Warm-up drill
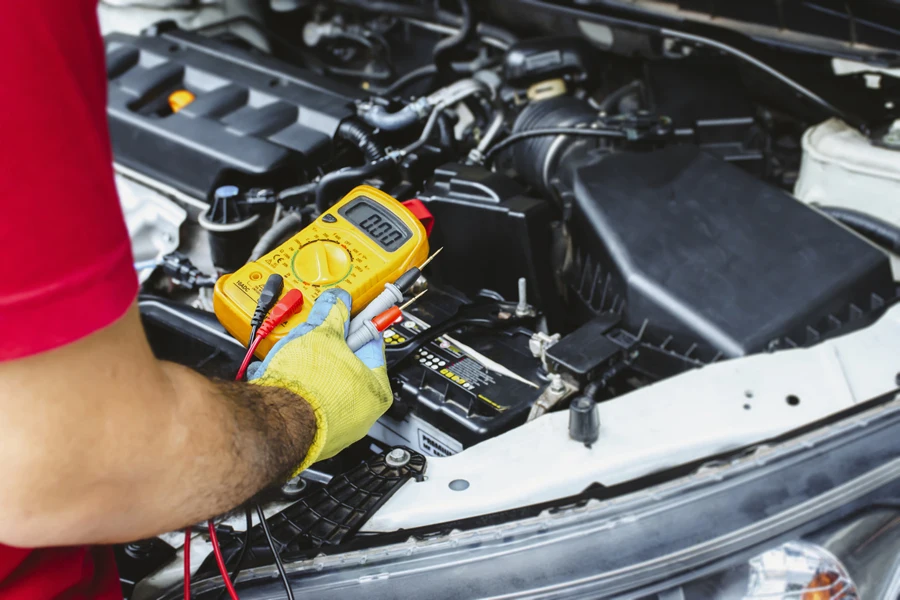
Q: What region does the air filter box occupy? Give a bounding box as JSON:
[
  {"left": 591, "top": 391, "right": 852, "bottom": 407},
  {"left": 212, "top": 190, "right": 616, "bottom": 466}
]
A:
[{"left": 567, "top": 146, "right": 894, "bottom": 362}]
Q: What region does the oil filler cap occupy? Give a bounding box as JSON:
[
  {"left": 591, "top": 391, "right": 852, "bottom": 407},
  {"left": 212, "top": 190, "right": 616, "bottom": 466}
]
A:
[{"left": 168, "top": 89, "right": 195, "bottom": 113}]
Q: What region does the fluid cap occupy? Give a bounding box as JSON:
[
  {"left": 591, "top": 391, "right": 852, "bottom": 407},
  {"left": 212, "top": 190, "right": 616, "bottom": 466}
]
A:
[
  {"left": 199, "top": 185, "right": 260, "bottom": 272},
  {"left": 568, "top": 395, "right": 600, "bottom": 447},
  {"left": 207, "top": 185, "right": 245, "bottom": 224},
  {"left": 168, "top": 89, "right": 195, "bottom": 113}
]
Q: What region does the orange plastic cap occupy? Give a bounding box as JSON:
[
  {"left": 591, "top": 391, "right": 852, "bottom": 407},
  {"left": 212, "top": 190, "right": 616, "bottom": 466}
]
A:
[{"left": 168, "top": 89, "right": 196, "bottom": 113}]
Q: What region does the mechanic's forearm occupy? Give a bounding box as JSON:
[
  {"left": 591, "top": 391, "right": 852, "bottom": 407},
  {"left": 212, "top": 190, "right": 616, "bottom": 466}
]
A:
[
  {"left": 158, "top": 361, "right": 317, "bottom": 526},
  {"left": 0, "top": 305, "right": 316, "bottom": 547}
]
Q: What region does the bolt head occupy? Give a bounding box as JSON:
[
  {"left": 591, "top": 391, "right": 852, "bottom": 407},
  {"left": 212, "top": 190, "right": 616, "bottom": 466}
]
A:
[
  {"left": 280, "top": 475, "right": 308, "bottom": 499},
  {"left": 549, "top": 374, "right": 566, "bottom": 394},
  {"left": 385, "top": 448, "right": 411, "bottom": 468}
]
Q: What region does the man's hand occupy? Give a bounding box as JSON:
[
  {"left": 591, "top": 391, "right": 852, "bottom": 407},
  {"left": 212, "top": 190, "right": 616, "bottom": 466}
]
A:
[{"left": 248, "top": 289, "right": 393, "bottom": 474}]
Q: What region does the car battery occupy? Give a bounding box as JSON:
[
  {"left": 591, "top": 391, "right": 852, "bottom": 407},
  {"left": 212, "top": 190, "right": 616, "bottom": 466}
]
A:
[{"left": 370, "top": 290, "right": 545, "bottom": 457}]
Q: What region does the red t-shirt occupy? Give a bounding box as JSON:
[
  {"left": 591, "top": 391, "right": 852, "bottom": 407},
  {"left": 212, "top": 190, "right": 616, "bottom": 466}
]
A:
[{"left": 0, "top": 0, "right": 137, "bottom": 597}]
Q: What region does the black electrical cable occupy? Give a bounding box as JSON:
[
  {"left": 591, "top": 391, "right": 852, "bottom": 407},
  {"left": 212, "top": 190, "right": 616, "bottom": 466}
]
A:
[
  {"left": 818, "top": 205, "right": 900, "bottom": 254},
  {"left": 276, "top": 183, "right": 318, "bottom": 203},
  {"left": 315, "top": 157, "right": 397, "bottom": 213},
  {"left": 248, "top": 274, "right": 285, "bottom": 343},
  {"left": 377, "top": 64, "right": 438, "bottom": 96},
  {"left": 255, "top": 504, "right": 295, "bottom": 600},
  {"left": 325, "top": 62, "right": 394, "bottom": 81},
  {"left": 214, "top": 506, "right": 253, "bottom": 600},
  {"left": 597, "top": 79, "right": 645, "bottom": 114},
  {"left": 249, "top": 209, "right": 313, "bottom": 262},
  {"left": 483, "top": 127, "right": 627, "bottom": 164},
  {"left": 432, "top": 0, "right": 475, "bottom": 79},
  {"left": 332, "top": 0, "right": 519, "bottom": 47}
]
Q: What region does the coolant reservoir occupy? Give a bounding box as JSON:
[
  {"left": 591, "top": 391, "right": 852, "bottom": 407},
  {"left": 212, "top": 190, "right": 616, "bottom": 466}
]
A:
[{"left": 795, "top": 118, "right": 900, "bottom": 275}]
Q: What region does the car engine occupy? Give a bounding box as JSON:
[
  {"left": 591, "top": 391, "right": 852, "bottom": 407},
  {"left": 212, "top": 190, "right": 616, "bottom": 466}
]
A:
[{"left": 109, "top": 2, "right": 900, "bottom": 461}]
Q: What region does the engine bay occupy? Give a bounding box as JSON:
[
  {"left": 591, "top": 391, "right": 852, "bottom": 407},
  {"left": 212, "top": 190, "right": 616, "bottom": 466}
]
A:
[{"left": 102, "top": 1, "right": 900, "bottom": 595}]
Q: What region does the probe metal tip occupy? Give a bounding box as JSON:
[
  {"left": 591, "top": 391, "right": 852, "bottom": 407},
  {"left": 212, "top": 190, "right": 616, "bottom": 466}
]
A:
[
  {"left": 399, "top": 289, "right": 428, "bottom": 311},
  {"left": 418, "top": 247, "right": 443, "bottom": 270}
]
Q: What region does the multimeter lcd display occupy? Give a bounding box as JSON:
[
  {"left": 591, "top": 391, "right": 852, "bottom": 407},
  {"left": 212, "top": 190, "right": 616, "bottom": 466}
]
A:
[{"left": 339, "top": 197, "right": 412, "bottom": 252}]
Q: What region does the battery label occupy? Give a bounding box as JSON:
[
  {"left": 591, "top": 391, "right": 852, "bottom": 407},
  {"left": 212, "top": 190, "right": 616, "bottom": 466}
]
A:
[{"left": 383, "top": 312, "right": 530, "bottom": 412}]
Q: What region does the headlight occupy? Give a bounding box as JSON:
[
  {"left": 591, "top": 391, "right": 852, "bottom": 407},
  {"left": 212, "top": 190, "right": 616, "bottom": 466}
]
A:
[
  {"left": 744, "top": 542, "right": 857, "bottom": 600},
  {"left": 653, "top": 509, "right": 900, "bottom": 600}
]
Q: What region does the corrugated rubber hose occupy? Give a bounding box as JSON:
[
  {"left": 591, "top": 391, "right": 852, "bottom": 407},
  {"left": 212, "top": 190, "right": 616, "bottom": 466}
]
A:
[{"left": 336, "top": 119, "right": 385, "bottom": 162}]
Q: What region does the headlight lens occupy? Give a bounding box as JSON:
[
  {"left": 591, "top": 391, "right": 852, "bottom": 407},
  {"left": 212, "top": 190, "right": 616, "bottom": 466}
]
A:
[
  {"left": 647, "top": 508, "right": 900, "bottom": 600},
  {"left": 745, "top": 542, "right": 858, "bottom": 600},
  {"left": 652, "top": 541, "right": 860, "bottom": 600}
]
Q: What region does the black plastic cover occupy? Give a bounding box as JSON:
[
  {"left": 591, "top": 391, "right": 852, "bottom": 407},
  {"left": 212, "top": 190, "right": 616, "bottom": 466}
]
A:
[
  {"left": 261, "top": 447, "right": 426, "bottom": 549},
  {"left": 105, "top": 28, "right": 360, "bottom": 199},
  {"left": 545, "top": 314, "right": 627, "bottom": 382},
  {"left": 196, "top": 448, "right": 426, "bottom": 582},
  {"left": 418, "top": 163, "right": 564, "bottom": 324},
  {"left": 567, "top": 146, "right": 894, "bottom": 362},
  {"left": 644, "top": 59, "right": 765, "bottom": 174},
  {"left": 503, "top": 36, "right": 592, "bottom": 87},
  {"left": 140, "top": 296, "right": 246, "bottom": 379}
]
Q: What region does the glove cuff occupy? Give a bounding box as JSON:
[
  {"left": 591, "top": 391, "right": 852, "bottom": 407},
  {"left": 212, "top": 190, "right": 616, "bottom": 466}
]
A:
[{"left": 290, "top": 392, "right": 327, "bottom": 477}]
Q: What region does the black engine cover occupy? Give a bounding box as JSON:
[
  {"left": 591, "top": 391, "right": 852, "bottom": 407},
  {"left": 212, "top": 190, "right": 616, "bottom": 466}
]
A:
[
  {"left": 105, "top": 28, "right": 359, "bottom": 199},
  {"left": 567, "top": 146, "right": 894, "bottom": 362}
]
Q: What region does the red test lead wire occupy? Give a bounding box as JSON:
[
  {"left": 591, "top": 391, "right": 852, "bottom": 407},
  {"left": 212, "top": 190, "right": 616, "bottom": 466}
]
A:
[
  {"left": 184, "top": 528, "right": 192, "bottom": 600},
  {"left": 235, "top": 289, "right": 304, "bottom": 380},
  {"left": 235, "top": 336, "right": 264, "bottom": 381},
  {"left": 208, "top": 521, "right": 240, "bottom": 600}
]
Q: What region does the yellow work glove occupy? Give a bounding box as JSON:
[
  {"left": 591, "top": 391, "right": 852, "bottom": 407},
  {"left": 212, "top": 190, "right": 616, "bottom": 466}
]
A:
[{"left": 246, "top": 289, "right": 392, "bottom": 475}]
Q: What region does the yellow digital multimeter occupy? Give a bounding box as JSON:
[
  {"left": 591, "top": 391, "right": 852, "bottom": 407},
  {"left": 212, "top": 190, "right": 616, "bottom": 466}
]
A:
[{"left": 214, "top": 185, "right": 429, "bottom": 356}]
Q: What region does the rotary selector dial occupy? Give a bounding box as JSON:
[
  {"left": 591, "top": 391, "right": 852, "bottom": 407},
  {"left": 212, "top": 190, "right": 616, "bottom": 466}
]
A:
[{"left": 292, "top": 240, "right": 352, "bottom": 286}]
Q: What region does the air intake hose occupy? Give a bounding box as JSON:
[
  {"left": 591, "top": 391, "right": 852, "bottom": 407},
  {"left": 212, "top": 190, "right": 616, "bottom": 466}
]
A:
[{"left": 510, "top": 96, "right": 598, "bottom": 194}]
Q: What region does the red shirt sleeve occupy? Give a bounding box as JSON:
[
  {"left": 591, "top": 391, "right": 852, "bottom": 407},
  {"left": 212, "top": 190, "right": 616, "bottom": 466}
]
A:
[{"left": 0, "top": 0, "right": 138, "bottom": 361}]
